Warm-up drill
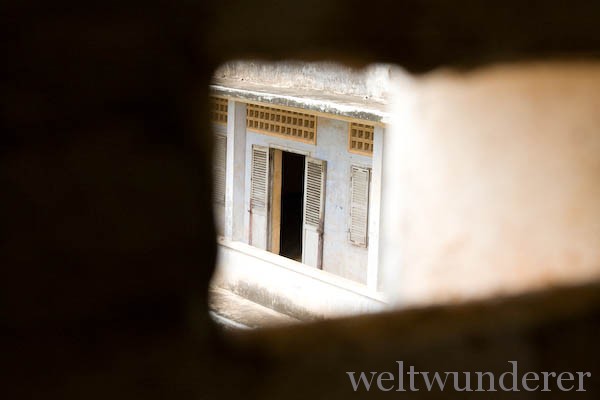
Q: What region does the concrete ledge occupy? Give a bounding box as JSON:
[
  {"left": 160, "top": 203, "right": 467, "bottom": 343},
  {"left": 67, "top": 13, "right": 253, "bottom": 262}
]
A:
[
  {"left": 209, "top": 287, "right": 299, "bottom": 329},
  {"left": 211, "top": 61, "right": 393, "bottom": 124},
  {"left": 210, "top": 84, "right": 389, "bottom": 125},
  {"left": 212, "top": 238, "right": 387, "bottom": 320}
]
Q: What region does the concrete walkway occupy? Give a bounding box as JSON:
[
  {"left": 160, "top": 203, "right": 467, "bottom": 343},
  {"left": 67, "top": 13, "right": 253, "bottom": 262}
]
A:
[{"left": 209, "top": 287, "right": 299, "bottom": 329}]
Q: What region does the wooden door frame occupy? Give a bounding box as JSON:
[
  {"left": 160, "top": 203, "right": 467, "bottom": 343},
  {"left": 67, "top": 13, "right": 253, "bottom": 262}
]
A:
[
  {"left": 268, "top": 147, "right": 308, "bottom": 257},
  {"left": 269, "top": 148, "right": 282, "bottom": 254}
]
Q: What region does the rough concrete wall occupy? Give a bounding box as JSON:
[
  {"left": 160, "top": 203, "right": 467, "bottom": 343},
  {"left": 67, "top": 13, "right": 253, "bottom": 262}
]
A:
[
  {"left": 215, "top": 61, "right": 393, "bottom": 101},
  {"left": 5, "top": 1, "right": 600, "bottom": 399},
  {"left": 209, "top": 0, "right": 600, "bottom": 72},
  {"left": 243, "top": 116, "right": 372, "bottom": 283},
  {"left": 231, "top": 281, "right": 600, "bottom": 400},
  {"left": 381, "top": 62, "right": 600, "bottom": 306}
]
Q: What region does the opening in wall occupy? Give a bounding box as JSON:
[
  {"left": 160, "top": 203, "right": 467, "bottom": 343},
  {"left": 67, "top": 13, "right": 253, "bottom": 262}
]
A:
[
  {"left": 270, "top": 150, "right": 305, "bottom": 262},
  {"left": 209, "top": 60, "right": 390, "bottom": 329}
]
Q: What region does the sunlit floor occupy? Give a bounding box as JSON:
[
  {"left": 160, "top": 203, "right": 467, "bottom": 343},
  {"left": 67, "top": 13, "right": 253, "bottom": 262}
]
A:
[{"left": 209, "top": 287, "right": 299, "bottom": 329}]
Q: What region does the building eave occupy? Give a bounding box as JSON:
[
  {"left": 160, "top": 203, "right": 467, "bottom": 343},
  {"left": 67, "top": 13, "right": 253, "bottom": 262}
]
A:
[{"left": 210, "top": 84, "right": 389, "bottom": 126}]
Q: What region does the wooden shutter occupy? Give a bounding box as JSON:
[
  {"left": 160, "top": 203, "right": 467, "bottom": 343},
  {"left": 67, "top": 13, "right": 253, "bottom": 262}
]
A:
[
  {"left": 304, "top": 158, "right": 326, "bottom": 230},
  {"left": 349, "top": 165, "right": 370, "bottom": 246},
  {"left": 213, "top": 134, "right": 227, "bottom": 204},
  {"left": 302, "top": 157, "right": 326, "bottom": 268},
  {"left": 250, "top": 145, "right": 269, "bottom": 212}
]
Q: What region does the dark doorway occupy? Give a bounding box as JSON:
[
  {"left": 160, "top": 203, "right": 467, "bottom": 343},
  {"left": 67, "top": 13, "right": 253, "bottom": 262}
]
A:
[{"left": 279, "top": 151, "right": 305, "bottom": 261}]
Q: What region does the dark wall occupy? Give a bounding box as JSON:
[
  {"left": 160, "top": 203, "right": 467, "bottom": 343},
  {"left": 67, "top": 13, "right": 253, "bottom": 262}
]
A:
[{"left": 2, "top": 1, "right": 599, "bottom": 399}]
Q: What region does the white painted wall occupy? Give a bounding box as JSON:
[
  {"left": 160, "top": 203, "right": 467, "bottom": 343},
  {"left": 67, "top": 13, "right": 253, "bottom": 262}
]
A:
[
  {"left": 225, "top": 101, "right": 247, "bottom": 241},
  {"left": 213, "top": 238, "right": 387, "bottom": 319},
  {"left": 243, "top": 116, "right": 376, "bottom": 284},
  {"left": 368, "top": 125, "right": 384, "bottom": 291}
]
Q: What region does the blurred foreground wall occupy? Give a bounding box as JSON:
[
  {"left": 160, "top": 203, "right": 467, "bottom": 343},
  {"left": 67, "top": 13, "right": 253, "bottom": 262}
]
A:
[
  {"left": 381, "top": 63, "right": 600, "bottom": 306},
  {"left": 2, "top": 1, "right": 600, "bottom": 399}
]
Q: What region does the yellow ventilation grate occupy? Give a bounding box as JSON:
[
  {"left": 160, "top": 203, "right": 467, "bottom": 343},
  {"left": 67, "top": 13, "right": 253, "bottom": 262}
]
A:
[
  {"left": 348, "top": 122, "right": 374, "bottom": 156},
  {"left": 211, "top": 97, "right": 228, "bottom": 124},
  {"left": 246, "top": 104, "right": 317, "bottom": 144}
]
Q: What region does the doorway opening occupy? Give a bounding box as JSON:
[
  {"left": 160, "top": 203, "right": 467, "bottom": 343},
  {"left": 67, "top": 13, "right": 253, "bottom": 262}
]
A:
[{"left": 271, "top": 150, "right": 305, "bottom": 262}]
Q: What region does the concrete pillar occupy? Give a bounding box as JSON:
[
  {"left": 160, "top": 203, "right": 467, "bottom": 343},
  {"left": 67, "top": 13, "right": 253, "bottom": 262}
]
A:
[
  {"left": 367, "top": 125, "right": 384, "bottom": 291},
  {"left": 224, "top": 100, "right": 247, "bottom": 241}
]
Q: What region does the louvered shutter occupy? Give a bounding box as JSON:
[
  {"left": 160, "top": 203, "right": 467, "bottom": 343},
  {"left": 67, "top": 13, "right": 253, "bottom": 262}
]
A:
[
  {"left": 304, "top": 158, "right": 326, "bottom": 230},
  {"left": 250, "top": 145, "right": 270, "bottom": 249},
  {"left": 349, "top": 166, "right": 370, "bottom": 247},
  {"left": 250, "top": 146, "right": 269, "bottom": 212},
  {"left": 213, "top": 134, "right": 227, "bottom": 204},
  {"left": 302, "top": 157, "right": 326, "bottom": 268}
]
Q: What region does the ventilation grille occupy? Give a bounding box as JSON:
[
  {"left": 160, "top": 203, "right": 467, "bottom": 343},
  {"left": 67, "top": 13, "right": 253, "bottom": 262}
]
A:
[
  {"left": 349, "top": 165, "right": 370, "bottom": 246},
  {"left": 213, "top": 134, "right": 227, "bottom": 204},
  {"left": 211, "top": 97, "right": 228, "bottom": 124},
  {"left": 349, "top": 122, "right": 374, "bottom": 155},
  {"left": 247, "top": 104, "right": 317, "bottom": 144},
  {"left": 304, "top": 159, "right": 325, "bottom": 228},
  {"left": 250, "top": 146, "right": 269, "bottom": 210}
]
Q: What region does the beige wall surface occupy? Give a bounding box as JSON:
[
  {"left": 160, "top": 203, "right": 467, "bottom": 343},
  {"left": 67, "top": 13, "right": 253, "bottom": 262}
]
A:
[{"left": 382, "top": 63, "right": 600, "bottom": 306}]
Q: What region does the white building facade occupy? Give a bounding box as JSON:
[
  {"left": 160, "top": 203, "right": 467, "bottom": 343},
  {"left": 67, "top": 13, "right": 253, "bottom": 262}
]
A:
[{"left": 209, "top": 62, "right": 391, "bottom": 319}]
